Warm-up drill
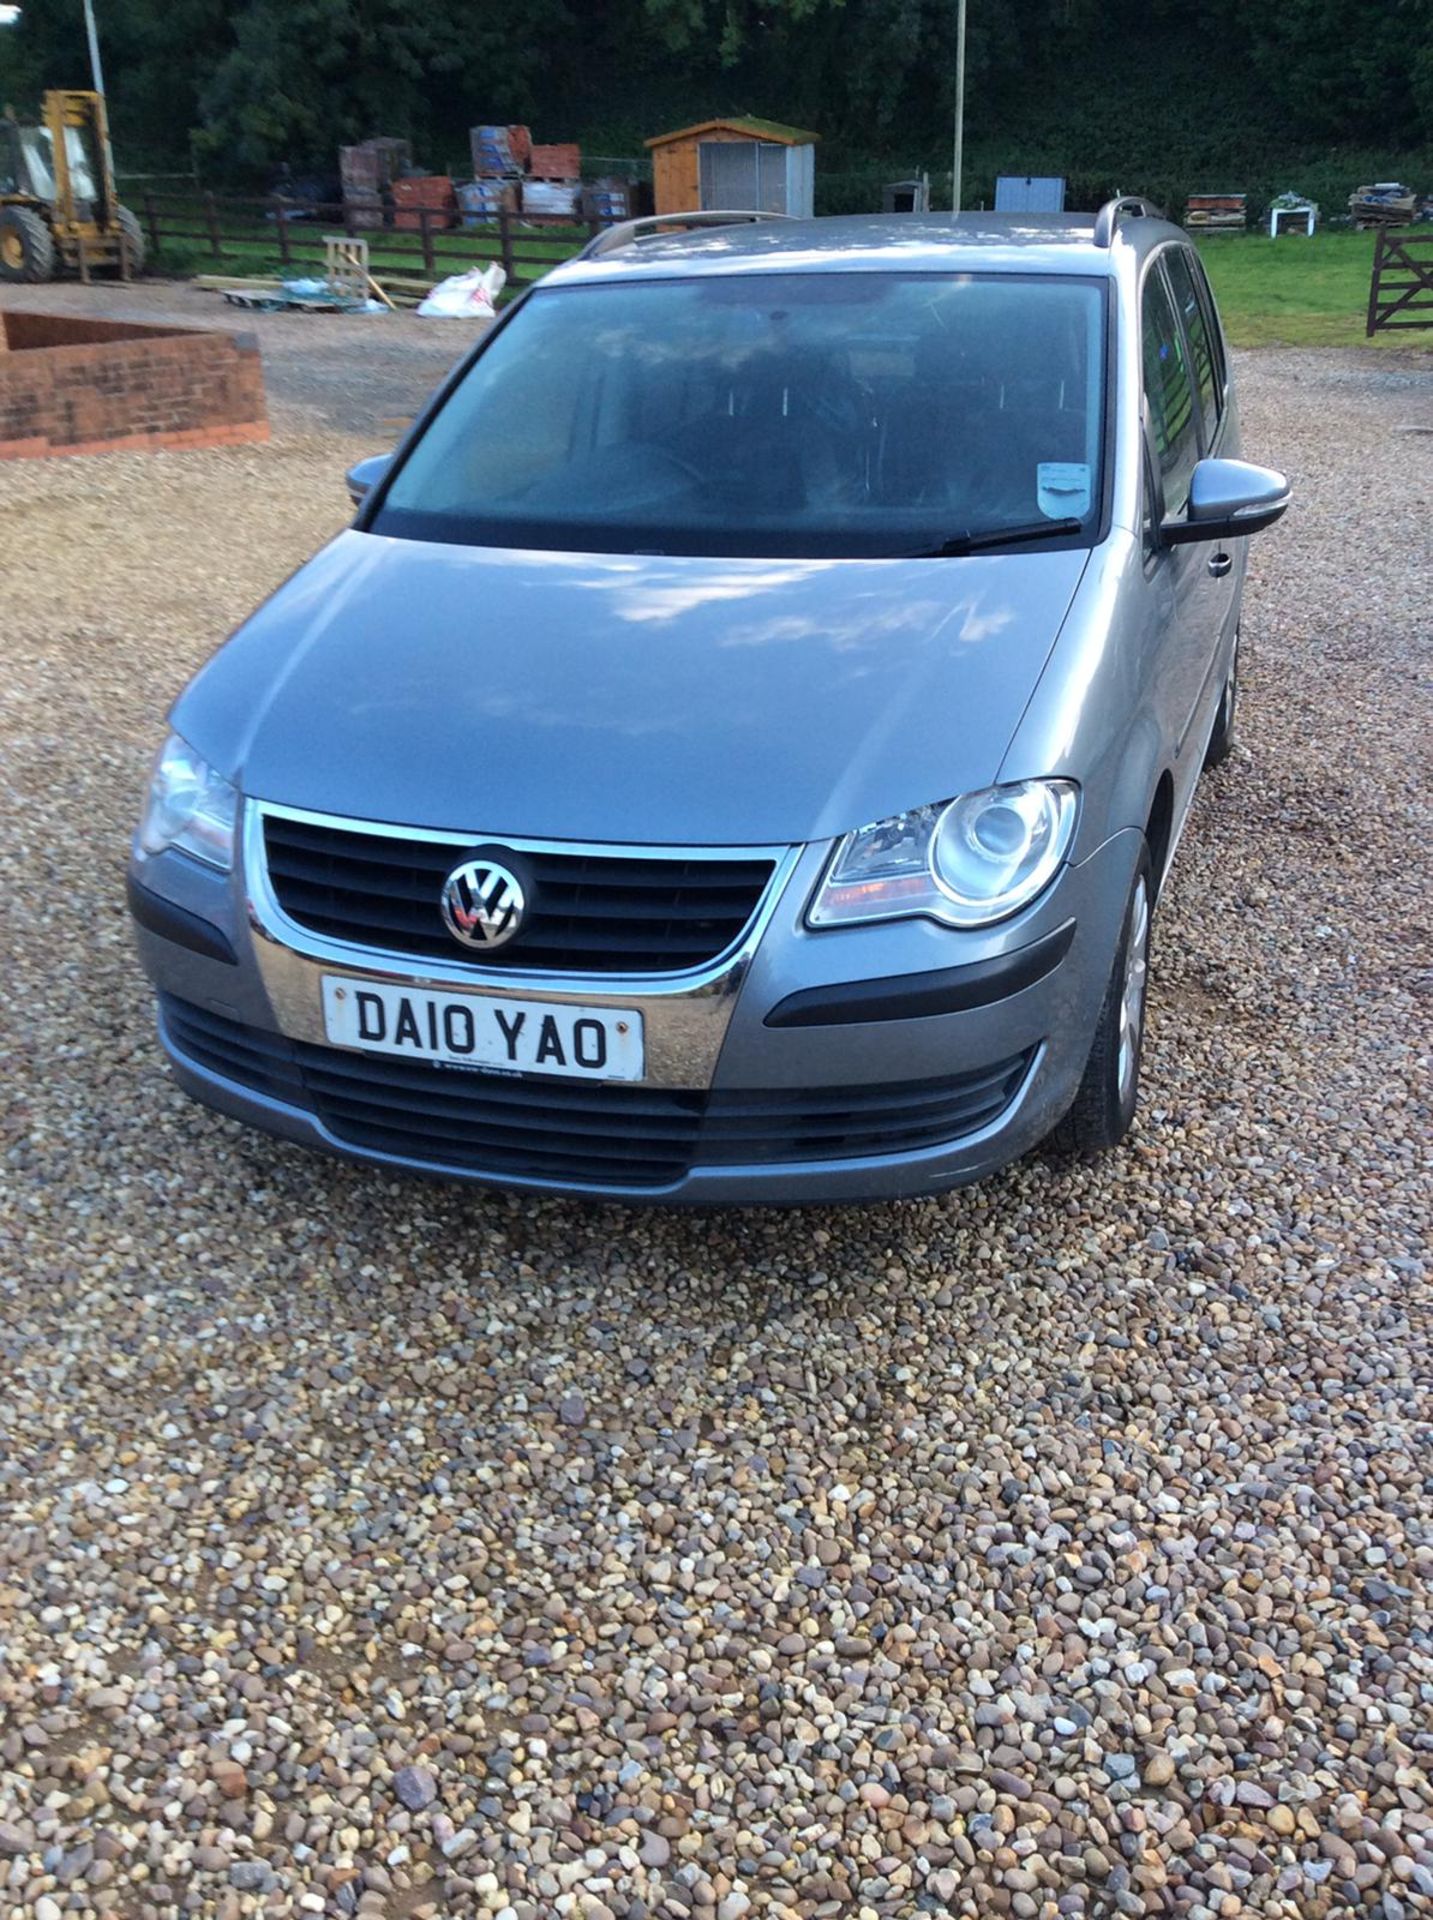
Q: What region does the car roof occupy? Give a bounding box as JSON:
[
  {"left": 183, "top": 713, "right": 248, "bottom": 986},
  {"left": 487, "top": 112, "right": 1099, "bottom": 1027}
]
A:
[{"left": 548, "top": 210, "right": 1188, "bottom": 289}]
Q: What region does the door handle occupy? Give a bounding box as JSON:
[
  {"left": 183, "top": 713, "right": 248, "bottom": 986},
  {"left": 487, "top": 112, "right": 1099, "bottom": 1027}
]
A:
[{"left": 1208, "top": 550, "right": 1233, "bottom": 578}]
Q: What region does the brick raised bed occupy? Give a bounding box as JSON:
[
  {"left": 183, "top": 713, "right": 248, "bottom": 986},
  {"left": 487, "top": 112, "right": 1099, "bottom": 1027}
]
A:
[{"left": 0, "top": 311, "right": 269, "bottom": 458}]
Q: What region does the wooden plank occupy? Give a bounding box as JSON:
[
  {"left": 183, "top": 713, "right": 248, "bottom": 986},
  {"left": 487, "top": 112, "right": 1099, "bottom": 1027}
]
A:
[
  {"left": 141, "top": 187, "right": 579, "bottom": 287},
  {"left": 1368, "top": 228, "right": 1433, "bottom": 335},
  {"left": 1367, "top": 228, "right": 1387, "bottom": 337}
]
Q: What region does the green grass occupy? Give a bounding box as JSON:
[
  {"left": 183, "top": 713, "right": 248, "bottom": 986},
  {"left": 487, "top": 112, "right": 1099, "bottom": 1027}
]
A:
[{"left": 1195, "top": 228, "right": 1427, "bottom": 350}]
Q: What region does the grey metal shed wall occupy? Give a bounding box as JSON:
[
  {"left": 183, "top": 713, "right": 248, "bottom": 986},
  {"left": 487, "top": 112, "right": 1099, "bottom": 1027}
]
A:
[{"left": 994, "top": 175, "right": 1066, "bottom": 212}]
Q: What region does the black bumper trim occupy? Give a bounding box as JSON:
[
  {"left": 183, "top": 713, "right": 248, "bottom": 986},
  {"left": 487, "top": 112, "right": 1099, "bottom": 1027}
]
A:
[
  {"left": 127, "top": 874, "right": 238, "bottom": 966},
  {"left": 764, "top": 920, "right": 1076, "bottom": 1028}
]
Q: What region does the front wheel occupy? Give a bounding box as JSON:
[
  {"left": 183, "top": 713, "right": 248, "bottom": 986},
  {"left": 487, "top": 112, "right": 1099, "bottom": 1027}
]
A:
[
  {"left": 0, "top": 206, "right": 56, "bottom": 283},
  {"left": 1050, "top": 846, "right": 1152, "bottom": 1157}
]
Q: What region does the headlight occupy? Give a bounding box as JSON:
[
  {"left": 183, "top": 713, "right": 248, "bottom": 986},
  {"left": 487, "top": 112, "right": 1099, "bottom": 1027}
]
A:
[
  {"left": 137, "top": 733, "right": 238, "bottom": 870},
  {"left": 809, "top": 780, "right": 1078, "bottom": 930}
]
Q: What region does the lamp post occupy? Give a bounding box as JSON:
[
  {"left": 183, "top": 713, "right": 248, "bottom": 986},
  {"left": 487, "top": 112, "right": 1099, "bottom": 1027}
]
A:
[
  {"left": 83, "top": 0, "right": 106, "bottom": 95},
  {"left": 951, "top": 0, "right": 966, "bottom": 214}
]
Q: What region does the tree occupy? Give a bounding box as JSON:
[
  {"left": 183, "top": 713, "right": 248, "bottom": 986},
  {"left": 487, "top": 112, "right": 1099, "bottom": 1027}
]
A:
[
  {"left": 639, "top": 0, "right": 841, "bottom": 63},
  {"left": 4, "top": 0, "right": 1429, "bottom": 186},
  {"left": 198, "top": 0, "right": 571, "bottom": 173},
  {"left": 0, "top": 0, "right": 230, "bottom": 161}
]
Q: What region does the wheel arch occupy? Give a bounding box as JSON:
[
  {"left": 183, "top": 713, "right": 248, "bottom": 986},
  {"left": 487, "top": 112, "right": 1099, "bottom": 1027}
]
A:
[{"left": 1144, "top": 770, "right": 1176, "bottom": 903}]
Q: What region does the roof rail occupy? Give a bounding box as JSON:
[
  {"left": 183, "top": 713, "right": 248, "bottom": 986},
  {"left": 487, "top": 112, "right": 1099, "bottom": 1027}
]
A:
[
  {"left": 577, "top": 209, "right": 796, "bottom": 262},
  {"left": 1092, "top": 194, "right": 1163, "bottom": 248}
]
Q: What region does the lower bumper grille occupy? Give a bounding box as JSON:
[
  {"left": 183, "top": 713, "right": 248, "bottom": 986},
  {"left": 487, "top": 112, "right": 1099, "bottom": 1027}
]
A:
[{"left": 162, "top": 996, "right": 1033, "bottom": 1189}]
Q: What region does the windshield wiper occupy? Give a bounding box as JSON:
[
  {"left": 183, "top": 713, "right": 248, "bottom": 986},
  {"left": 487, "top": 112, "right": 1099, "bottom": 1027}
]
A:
[{"left": 901, "top": 517, "right": 1085, "bottom": 558}]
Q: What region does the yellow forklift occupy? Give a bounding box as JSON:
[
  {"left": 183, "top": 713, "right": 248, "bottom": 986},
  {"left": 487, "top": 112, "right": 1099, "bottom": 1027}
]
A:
[{"left": 0, "top": 89, "right": 145, "bottom": 282}]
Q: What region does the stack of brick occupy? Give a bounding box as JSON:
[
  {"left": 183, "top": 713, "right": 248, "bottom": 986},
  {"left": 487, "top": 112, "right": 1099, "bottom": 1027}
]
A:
[
  {"left": 468, "top": 126, "right": 585, "bottom": 222},
  {"left": 470, "top": 125, "right": 531, "bottom": 178},
  {"left": 457, "top": 179, "right": 517, "bottom": 228},
  {"left": 391, "top": 175, "right": 457, "bottom": 231},
  {"left": 523, "top": 142, "right": 583, "bottom": 222},
  {"left": 0, "top": 313, "right": 269, "bottom": 459},
  {"left": 582, "top": 178, "right": 634, "bottom": 225},
  {"left": 340, "top": 137, "right": 412, "bottom": 230},
  {"left": 528, "top": 143, "right": 581, "bottom": 181}
]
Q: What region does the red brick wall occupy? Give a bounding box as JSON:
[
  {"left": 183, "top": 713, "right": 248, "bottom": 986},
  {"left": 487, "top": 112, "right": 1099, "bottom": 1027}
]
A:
[{"left": 0, "top": 312, "right": 269, "bottom": 458}]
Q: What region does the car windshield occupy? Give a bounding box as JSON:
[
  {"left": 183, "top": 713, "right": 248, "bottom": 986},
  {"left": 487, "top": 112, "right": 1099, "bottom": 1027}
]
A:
[{"left": 374, "top": 270, "right": 1108, "bottom": 559}]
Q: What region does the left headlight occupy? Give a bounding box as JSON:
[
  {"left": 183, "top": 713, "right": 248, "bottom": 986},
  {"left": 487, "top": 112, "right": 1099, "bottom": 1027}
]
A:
[
  {"left": 137, "top": 733, "right": 238, "bottom": 871},
  {"left": 809, "top": 779, "right": 1078, "bottom": 931}
]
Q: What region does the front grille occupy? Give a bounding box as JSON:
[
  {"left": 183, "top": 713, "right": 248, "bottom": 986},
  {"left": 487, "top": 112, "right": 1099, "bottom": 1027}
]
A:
[
  {"left": 162, "top": 996, "right": 1033, "bottom": 1190},
  {"left": 261, "top": 813, "right": 776, "bottom": 976}
]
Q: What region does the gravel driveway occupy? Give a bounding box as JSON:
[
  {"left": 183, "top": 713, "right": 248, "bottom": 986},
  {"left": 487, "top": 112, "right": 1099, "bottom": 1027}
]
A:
[{"left": 0, "top": 308, "right": 1429, "bottom": 1920}]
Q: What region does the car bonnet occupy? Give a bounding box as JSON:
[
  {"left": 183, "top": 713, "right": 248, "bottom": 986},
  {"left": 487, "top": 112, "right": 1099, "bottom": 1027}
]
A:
[{"left": 173, "top": 529, "right": 1090, "bottom": 848}]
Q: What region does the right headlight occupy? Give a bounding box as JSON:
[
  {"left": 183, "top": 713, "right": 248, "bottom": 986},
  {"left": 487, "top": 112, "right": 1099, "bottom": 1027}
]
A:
[
  {"left": 137, "top": 732, "right": 238, "bottom": 871},
  {"left": 809, "top": 779, "right": 1079, "bottom": 930}
]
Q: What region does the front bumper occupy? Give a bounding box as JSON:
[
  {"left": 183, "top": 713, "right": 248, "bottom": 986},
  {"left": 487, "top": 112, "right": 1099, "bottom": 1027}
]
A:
[{"left": 128, "top": 816, "right": 1142, "bottom": 1204}]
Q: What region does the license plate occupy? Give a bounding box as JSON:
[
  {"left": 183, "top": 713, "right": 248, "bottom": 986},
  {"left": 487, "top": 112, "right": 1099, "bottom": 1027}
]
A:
[{"left": 320, "top": 977, "right": 644, "bottom": 1081}]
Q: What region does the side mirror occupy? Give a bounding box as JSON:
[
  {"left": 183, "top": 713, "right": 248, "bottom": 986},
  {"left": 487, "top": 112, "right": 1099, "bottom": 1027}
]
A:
[
  {"left": 345, "top": 452, "right": 394, "bottom": 508},
  {"left": 1162, "top": 457, "right": 1290, "bottom": 546}
]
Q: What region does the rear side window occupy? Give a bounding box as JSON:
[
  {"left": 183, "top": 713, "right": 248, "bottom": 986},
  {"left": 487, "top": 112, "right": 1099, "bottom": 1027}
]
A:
[
  {"left": 1141, "top": 266, "right": 1200, "bottom": 515},
  {"left": 1164, "top": 248, "right": 1220, "bottom": 442}
]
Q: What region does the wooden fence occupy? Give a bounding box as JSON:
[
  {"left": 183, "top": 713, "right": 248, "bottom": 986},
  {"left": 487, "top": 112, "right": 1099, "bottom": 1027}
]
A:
[
  {"left": 1366, "top": 229, "right": 1433, "bottom": 336},
  {"left": 138, "top": 191, "right": 597, "bottom": 288}
]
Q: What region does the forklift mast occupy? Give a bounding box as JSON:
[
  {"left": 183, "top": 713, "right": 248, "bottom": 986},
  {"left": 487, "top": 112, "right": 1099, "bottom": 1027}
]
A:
[{"left": 45, "top": 89, "right": 118, "bottom": 230}]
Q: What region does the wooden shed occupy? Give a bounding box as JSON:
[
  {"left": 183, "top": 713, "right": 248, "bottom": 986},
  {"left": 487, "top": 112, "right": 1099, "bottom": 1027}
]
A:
[{"left": 645, "top": 117, "right": 818, "bottom": 219}]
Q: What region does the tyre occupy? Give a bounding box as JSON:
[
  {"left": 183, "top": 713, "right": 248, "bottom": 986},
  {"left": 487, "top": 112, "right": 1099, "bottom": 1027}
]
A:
[
  {"left": 1203, "top": 626, "right": 1239, "bottom": 768},
  {"left": 1050, "top": 845, "right": 1152, "bottom": 1157},
  {"left": 115, "top": 204, "right": 147, "bottom": 275},
  {"left": 0, "top": 206, "right": 57, "bottom": 283}
]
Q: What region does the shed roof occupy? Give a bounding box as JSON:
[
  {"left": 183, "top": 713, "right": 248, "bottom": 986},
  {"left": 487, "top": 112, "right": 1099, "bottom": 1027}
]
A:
[{"left": 645, "top": 117, "right": 820, "bottom": 150}]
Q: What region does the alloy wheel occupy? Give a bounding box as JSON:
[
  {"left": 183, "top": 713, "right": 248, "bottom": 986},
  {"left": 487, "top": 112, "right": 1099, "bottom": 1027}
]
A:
[{"left": 1117, "top": 877, "right": 1150, "bottom": 1102}]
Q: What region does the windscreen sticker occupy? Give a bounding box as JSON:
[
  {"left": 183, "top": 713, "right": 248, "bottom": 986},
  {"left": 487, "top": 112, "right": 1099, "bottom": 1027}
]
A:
[{"left": 1037, "top": 461, "right": 1092, "bottom": 519}]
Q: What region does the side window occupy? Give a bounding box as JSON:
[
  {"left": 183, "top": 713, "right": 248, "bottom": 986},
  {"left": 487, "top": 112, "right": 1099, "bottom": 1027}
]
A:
[
  {"left": 1164, "top": 248, "right": 1220, "bottom": 443},
  {"left": 1191, "top": 252, "right": 1227, "bottom": 406},
  {"left": 1141, "top": 265, "right": 1200, "bottom": 517}
]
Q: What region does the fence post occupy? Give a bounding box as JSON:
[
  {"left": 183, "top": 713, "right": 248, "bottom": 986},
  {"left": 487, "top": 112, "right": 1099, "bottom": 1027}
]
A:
[
  {"left": 498, "top": 203, "right": 515, "bottom": 283},
  {"left": 143, "top": 192, "right": 161, "bottom": 259},
  {"left": 204, "top": 191, "right": 222, "bottom": 260},
  {"left": 271, "top": 197, "right": 292, "bottom": 266},
  {"left": 1365, "top": 227, "right": 1385, "bottom": 337},
  {"left": 419, "top": 207, "right": 435, "bottom": 276}
]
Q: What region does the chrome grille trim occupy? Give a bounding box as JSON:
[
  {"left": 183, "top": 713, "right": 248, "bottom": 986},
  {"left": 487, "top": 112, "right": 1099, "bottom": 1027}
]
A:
[
  {"left": 261, "top": 809, "right": 778, "bottom": 976},
  {"left": 243, "top": 801, "right": 806, "bottom": 1091}
]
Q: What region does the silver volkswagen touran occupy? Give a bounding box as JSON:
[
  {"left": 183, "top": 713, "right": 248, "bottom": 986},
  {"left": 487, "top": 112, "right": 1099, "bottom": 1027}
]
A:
[{"left": 129, "top": 200, "right": 1289, "bottom": 1202}]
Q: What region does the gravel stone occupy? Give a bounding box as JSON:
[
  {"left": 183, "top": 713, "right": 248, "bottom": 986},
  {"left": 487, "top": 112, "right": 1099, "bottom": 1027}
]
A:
[
  {"left": 229, "top": 1861, "right": 277, "bottom": 1893},
  {"left": 1142, "top": 1751, "right": 1176, "bottom": 1788},
  {"left": 0, "top": 293, "right": 1429, "bottom": 1920},
  {"left": 393, "top": 1765, "right": 438, "bottom": 1811}
]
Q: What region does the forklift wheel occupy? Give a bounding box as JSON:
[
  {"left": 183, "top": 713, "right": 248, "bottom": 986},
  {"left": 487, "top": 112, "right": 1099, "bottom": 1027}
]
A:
[{"left": 0, "top": 207, "right": 56, "bottom": 283}]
